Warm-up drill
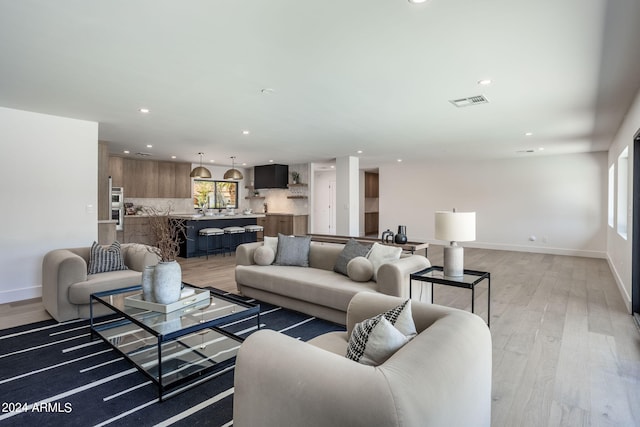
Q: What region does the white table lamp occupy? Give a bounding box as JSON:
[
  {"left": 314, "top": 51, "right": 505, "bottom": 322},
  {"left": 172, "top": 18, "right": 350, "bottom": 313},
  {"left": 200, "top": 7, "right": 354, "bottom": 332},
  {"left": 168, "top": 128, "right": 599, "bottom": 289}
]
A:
[{"left": 435, "top": 210, "right": 476, "bottom": 277}]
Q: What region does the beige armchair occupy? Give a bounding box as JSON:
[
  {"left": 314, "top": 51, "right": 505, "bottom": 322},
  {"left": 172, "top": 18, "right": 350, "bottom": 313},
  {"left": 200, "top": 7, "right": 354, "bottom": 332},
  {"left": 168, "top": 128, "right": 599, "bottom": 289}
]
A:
[
  {"left": 42, "top": 243, "right": 160, "bottom": 322},
  {"left": 233, "top": 292, "right": 492, "bottom": 427}
]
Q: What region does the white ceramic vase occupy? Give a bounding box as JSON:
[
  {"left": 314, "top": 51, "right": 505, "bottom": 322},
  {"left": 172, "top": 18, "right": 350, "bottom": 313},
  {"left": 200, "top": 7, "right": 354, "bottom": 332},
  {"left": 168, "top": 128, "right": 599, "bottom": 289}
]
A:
[
  {"left": 141, "top": 265, "right": 155, "bottom": 302},
  {"left": 153, "top": 260, "right": 182, "bottom": 304}
]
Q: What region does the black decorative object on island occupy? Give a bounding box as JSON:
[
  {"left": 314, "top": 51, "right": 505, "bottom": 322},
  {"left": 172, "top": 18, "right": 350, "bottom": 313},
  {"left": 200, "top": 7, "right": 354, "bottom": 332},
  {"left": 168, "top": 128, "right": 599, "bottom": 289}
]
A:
[{"left": 395, "top": 225, "right": 407, "bottom": 244}]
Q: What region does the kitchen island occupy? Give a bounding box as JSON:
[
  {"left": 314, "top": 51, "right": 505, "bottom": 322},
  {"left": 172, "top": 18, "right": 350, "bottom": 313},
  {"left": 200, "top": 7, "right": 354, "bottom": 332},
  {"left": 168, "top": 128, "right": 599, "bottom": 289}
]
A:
[{"left": 171, "top": 213, "right": 266, "bottom": 258}]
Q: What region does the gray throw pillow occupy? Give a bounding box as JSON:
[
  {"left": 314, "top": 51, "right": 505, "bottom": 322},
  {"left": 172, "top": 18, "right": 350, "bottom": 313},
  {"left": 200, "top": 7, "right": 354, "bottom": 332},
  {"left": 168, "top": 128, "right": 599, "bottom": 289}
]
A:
[
  {"left": 274, "top": 234, "right": 311, "bottom": 267},
  {"left": 333, "top": 239, "right": 372, "bottom": 276},
  {"left": 87, "top": 241, "right": 128, "bottom": 274}
]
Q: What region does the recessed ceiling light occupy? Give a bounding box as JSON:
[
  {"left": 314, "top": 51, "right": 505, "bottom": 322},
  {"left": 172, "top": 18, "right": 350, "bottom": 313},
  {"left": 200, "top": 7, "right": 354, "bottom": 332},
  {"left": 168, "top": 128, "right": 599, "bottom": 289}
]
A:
[
  {"left": 357, "top": 150, "right": 363, "bottom": 154},
  {"left": 242, "top": 130, "right": 250, "bottom": 135},
  {"left": 146, "top": 144, "right": 152, "bottom": 148},
  {"left": 139, "top": 108, "right": 150, "bottom": 113},
  {"left": 269, "top": 159, "right": 274, "bottom": 163},
  {"left": 171, "top": 155, "right": 176, "bottom": 159},
  {"left": 408, "top": 0, "right": 428, "bottom": 3},
  {"left": 397, "top": 159, "right": 403, "bottom": 162},
  {"left": 123, "top": 150, "right": 130, "bottom": 154},
  {"left": 478, "top": 79, "right": 492, "bottom": 86},
  {"left": 330, "top": 165, "right": 335, "bottom": 169},
  {"left": 242, "top": 162, "right": 247, "bottom": 166},
  {"left": 525, "top": 132, "right": 533, "bottom": 136},
  {"left": 539, "top": 147, "right": 545, "bottom": 151},
  {"left": 209, "top": 160, "right": 215, "bottom": 163}
]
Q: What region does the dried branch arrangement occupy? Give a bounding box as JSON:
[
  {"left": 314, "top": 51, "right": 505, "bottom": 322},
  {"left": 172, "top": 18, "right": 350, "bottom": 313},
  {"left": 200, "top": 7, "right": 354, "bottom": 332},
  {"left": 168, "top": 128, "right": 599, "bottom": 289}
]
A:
[{"left": 144, "top": 207, "right": 186, "bottom": 262}]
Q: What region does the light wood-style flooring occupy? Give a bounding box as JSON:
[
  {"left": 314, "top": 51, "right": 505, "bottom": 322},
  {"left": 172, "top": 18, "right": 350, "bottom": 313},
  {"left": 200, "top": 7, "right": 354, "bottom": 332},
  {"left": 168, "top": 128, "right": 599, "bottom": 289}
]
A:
[{"left": 1, "top": 247, "right": 639, "bottom": 426}]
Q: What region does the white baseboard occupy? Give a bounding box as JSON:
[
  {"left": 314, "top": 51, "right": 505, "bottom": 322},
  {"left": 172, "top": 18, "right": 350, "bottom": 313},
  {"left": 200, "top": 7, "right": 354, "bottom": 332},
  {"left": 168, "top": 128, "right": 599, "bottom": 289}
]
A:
[
  {"left": 424, "top": 240, "right": 607, "bottom": 259},
  {"left": 606, "top": 254, "right": 632, "bottom": 314},
  {"left": 0, "top": 286, "right": 42, "bottom": 304}
]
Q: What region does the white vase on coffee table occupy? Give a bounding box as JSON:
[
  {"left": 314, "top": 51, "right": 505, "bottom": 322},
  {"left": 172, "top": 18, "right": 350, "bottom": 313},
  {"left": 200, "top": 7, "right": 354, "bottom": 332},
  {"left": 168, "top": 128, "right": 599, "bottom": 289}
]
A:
[{"left": 153, "top": 260, "right": 182, "bottom": 304}]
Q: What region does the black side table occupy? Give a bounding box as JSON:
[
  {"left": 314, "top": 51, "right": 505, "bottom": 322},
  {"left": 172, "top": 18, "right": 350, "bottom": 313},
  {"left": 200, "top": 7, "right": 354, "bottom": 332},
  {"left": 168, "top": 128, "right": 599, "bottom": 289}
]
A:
[{"left": 410, "top": 266, "right": 491, "bottom": 327}]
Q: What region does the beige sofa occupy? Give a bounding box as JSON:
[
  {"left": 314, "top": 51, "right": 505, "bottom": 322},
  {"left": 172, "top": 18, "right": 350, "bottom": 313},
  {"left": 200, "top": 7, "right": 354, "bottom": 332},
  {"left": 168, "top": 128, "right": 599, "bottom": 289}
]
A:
[
  {"left": 235, "top": 241, "right": 430, "bottom": 324},
  {"left": 234, "top": 292, "right": 492, "bottom": 427},
  {"left": 42, "top": 243, "right": 160, "bottom": 322}
]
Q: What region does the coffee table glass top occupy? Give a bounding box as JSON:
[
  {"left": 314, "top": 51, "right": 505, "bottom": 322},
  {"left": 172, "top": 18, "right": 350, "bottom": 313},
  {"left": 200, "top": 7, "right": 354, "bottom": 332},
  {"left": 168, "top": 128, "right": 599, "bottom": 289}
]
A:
[{"left": 90, "top": 285, "right": 259, "bottom": 400}]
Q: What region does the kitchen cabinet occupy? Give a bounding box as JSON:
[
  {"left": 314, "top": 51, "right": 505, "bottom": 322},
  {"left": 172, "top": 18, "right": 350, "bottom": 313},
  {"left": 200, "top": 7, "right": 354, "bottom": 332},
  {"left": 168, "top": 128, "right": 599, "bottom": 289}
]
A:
[
  {"left": 110, "top": 156, "right": 191, "bottom": 199},
  {"left": 123, "top": 216, "right": 155, "bottom": 245},
  {"left": 175, "top": 163, "right": 192, "bottom": 198},
  {"left": 157, "top": 161, "right": 176, "bottom": 198},
  {"left": 264, "top": 214, "right": 308, "bottom": 237},
  {"left": 124, "top": 158, "right": 159, "bottom": 198},
  {"left": 108, "top": 156, "right": 124, "bottom": 187},
  {"left": 365, "top": 172, "right": 379, "bottom": 198}
]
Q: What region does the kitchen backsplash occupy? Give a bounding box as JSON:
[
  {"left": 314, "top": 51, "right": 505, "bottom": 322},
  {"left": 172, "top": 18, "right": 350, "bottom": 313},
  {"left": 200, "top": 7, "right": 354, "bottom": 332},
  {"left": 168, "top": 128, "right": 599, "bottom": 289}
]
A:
[{"left": 125, "top": 198, "right": 194, "bottom": 214}]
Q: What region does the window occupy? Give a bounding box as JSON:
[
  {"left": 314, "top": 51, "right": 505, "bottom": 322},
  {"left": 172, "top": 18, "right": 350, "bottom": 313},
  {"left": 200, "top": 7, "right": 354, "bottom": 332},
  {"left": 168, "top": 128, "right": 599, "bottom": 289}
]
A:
[
  {"left": 617, "top": 147, "right": 629, "bottom": 239},
  {"left": 193, "top": 180, "right": 238, "bottom": 209},
  {"left": 608, "top": 164, "right": 614, "bottom": 228}
]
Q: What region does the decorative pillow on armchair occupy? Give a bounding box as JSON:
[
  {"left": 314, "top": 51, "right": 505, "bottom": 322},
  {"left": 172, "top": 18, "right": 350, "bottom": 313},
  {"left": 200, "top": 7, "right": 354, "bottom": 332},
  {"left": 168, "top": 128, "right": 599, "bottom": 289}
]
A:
[
  {"left": 346, "top": 299, "right": 416, "bottom": 365},
  {"left": 87, "top": 241, "right": 128, "bottom": 274}
]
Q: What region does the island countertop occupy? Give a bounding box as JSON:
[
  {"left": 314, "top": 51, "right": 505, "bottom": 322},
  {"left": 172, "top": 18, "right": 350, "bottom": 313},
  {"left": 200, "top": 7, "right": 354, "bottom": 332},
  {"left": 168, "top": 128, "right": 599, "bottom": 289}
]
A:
[{"left": 169, "top": 213, "right": 266, "bottom": 221}]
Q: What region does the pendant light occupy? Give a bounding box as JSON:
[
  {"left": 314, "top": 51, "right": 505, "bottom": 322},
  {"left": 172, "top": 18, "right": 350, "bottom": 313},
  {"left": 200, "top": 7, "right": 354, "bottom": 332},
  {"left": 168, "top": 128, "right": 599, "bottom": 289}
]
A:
[
  {"left": 223, "top": 156, "right": 244, "bottom": 180},
  {"left": 190, "top": 152, "right": 212, "bottom": 178}
]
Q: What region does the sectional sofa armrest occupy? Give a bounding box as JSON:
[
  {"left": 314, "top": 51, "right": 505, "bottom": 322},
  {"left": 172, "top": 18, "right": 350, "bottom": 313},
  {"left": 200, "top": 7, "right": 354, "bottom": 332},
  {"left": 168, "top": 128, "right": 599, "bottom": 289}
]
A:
[
  {"left": 42, "top": 249, "right": 88, "bottom": 322},
  {"left": 121, "top": 243, "right": 160, "bottom": 272},
  {"left": 233, "top": 329, "right": 398, "bottom": 427},
  {"left": 236, "top": 242, "right": 262, "bottom": 266},
  {"left": 376, "top": 254, "right": 430, "bottom": 297}
]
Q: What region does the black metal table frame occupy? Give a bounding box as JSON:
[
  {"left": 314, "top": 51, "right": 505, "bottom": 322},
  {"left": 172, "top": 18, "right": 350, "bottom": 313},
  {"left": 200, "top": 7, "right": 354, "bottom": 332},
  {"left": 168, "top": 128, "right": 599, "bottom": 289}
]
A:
[
  {"left": 90, "top": 285, "right": 260, "bottom": 401},
  {"left": 410, "top": 266, "right": 491, "bottom": 327}
]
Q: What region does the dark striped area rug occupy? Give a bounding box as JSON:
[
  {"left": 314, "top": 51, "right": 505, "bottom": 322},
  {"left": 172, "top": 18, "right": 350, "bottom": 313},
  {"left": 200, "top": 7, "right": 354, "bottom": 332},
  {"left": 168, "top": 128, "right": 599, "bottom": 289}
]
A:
[{"left": 0, "top": 289, "right": 345, "bottom": 427}]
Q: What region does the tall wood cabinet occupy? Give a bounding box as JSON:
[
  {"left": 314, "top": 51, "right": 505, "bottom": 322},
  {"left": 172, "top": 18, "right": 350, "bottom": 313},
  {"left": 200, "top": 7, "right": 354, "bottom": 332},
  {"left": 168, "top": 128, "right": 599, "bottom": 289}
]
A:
[{"left": 108, "top": 156, "right": 192, "bottom": 198}]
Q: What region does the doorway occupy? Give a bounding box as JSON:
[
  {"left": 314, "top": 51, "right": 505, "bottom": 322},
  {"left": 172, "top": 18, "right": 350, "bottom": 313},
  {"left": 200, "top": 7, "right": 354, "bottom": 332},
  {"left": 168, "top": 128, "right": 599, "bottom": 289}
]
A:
[{"left": 632, "top": 128, "right": 640, "bottom": 326}]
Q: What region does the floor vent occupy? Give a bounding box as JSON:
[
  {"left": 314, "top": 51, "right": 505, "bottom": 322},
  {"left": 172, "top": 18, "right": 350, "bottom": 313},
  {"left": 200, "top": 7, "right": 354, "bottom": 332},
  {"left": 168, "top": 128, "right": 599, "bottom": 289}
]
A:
[{"left": 449, "top": 95, "right": 489, "bottom": 108}]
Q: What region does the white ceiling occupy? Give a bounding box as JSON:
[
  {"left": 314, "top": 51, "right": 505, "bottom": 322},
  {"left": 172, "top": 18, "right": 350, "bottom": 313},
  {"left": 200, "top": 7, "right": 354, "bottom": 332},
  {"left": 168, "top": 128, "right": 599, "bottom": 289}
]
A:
[{"left": 1, "top": 0, "right": 639, "bottom": 169}]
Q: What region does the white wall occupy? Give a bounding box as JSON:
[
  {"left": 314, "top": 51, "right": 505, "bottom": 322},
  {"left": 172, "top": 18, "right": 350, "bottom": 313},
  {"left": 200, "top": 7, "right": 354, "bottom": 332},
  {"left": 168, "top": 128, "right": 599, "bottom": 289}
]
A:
[
  {"left": 0, "top": 107, "right": 98, "bottom": 303},
  {"left": 379, "top": 152, "right": 607, "bottom": 257},
  {"left": 607, "top": 89, "right": 640, "bottom": 311}
]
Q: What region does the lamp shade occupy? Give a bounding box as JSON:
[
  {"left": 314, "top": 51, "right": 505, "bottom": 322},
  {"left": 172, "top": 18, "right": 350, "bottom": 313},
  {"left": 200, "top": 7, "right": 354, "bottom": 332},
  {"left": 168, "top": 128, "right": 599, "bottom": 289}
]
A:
[
  {"left": 223, "top": 168, "right": 243, "bottom": 180},
  {"left": 190, "top": 166, "right": 212, "bottom": 178},
  {"left": 190, "top": 152, "right": 212, "bottom": 178},
  {"left": 435, "top": 211, "right": 476, "bottom": 242}
]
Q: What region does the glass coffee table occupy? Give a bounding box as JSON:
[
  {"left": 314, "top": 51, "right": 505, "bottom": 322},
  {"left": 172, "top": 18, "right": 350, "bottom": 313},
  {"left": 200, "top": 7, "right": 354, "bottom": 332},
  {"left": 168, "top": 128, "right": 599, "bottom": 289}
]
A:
[{"left": 89, "top": 284, "right": 259, "bottom": 401}]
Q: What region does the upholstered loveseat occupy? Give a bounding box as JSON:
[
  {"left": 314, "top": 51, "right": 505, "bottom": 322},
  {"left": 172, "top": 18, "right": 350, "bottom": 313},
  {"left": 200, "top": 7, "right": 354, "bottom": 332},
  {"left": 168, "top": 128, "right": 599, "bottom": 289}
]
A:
[
  {"left": 42, "top": 243, "right": 160, "bottom": 322},
  {"left": 234, "top": 292, "right": 492, "bottom": 427},
  {"left": 235, "top": 240, "right": 430, "bottom": 324}
]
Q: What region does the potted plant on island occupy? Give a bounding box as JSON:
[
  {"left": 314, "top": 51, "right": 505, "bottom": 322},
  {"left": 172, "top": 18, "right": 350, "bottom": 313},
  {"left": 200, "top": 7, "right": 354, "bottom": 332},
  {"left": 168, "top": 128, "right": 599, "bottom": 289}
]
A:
[{"left": 144, "top": 207, "right": 186, "bottom": 304}]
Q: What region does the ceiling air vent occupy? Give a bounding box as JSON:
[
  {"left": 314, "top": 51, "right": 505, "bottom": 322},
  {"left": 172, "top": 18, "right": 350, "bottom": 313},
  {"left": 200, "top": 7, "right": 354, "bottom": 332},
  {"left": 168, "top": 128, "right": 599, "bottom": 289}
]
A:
[
  {"left": 135, "top": 152, "right": 153, "bottom": 157},
  {"left": 449, "top": 95, "right": 489, "bottom": 108}
]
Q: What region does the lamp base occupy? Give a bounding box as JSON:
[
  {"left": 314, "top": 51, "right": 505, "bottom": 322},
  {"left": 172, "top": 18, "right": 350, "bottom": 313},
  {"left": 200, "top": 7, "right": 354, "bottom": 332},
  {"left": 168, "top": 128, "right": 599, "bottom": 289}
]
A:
[{"left": 443, "top": 243, "right": 464, "bottom": 277}]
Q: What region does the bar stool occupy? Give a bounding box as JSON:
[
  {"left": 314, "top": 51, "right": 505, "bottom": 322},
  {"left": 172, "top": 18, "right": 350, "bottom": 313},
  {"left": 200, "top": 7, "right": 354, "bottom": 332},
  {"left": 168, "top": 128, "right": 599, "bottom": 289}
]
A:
[
  {"left": 243, "top": 224, "right": 264, "bottom": 243},
  {"left": 198, "top": 227, "right": 225, "bottom": 259},
  {"left": 223, "top": 226, "right": 246, "bottom": 253}
]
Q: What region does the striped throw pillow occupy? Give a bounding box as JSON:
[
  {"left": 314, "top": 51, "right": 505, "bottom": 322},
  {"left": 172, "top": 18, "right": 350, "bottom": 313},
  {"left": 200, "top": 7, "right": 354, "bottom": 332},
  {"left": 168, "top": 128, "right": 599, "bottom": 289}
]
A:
[{"left": 87, "top": 241, "right": 128, "bottom": 274}]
